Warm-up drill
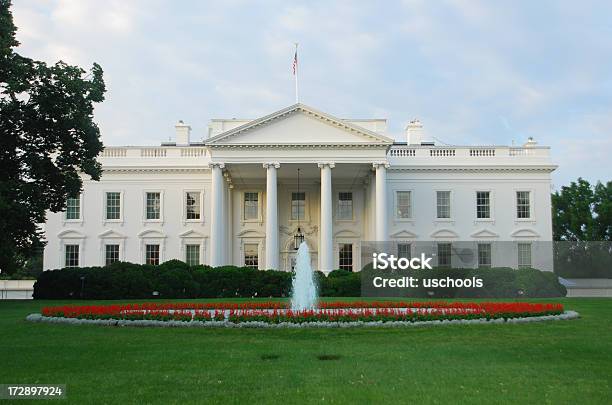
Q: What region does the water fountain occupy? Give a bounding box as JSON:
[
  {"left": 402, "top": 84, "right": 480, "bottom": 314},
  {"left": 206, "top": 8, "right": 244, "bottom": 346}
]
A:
[{"left": 290, "top": 242, "right": 318, "bottom": 310}]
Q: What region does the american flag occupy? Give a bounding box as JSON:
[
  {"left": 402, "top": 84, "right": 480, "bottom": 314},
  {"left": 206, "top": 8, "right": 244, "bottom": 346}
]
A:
[{"left": 292, "top": 49, "right": 298, "bottom": 75}]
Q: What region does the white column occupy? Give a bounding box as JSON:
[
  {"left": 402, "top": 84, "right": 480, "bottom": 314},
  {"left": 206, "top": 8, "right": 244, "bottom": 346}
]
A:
[
  {"left": 318, "top": 162, "right": 335, "bottom": 272},
  {"left": 209, "top": 162, "right": 225, "bottom": 267},
  {"left": 227, "top": 183, "right": 234, "bottom": 265},
  {"left": 263, "top": 162, "right": 280, "bottom": 270},
  {"left": 373, "top": 162, "right": 389, "bottom": 241},
  {"left": 220, "top": 173, "right": 226, "bottom": 264}
]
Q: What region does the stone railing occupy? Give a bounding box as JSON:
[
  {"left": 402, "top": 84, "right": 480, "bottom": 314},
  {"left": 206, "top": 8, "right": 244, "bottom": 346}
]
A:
[
  {"left": 101, "top": 147, "right": 208, "bottom": 159},
  {"left": 388, "top": 145, "right": 550, "bottom": 159},
  {"left": 101, "top": 148, "right": 127, "bottom": 158}
]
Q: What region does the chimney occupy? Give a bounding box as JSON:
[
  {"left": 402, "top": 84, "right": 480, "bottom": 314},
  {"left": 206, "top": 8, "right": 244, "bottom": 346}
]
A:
[
  {"left": 175, "top": 120, "right": 191, "bottom": 146},
  {"left": 523, "top": 136, "right": 537, "bottom": 148},
  {"left": 406, "top": 119, "right": 424, "bottom": 145}
]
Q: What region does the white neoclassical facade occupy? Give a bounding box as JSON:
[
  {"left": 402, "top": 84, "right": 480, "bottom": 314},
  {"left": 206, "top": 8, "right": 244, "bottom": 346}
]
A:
[{"left": 43, "top": 103, "right": 557, "bottom": 273}]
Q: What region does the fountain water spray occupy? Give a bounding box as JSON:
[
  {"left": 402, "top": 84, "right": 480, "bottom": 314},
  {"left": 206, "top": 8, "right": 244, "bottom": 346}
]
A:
[{"left": 291, "top": 242, "right": 317, "bottom": 310}]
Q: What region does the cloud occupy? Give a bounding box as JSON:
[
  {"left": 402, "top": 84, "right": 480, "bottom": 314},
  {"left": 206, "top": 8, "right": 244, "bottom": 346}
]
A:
[{"left": 9, "top": 0, "right": 612, "bottom": 187}]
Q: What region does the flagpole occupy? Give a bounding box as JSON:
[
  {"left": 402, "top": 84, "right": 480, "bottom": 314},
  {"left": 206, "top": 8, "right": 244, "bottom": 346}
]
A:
[{"left": 294, "top": 42, "right": 299, "bottom": 103}]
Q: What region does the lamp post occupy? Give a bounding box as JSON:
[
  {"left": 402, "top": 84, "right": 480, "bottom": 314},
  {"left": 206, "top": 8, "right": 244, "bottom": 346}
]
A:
[{"left": 79, "top": 275, "right": 86, "bottom": 299}]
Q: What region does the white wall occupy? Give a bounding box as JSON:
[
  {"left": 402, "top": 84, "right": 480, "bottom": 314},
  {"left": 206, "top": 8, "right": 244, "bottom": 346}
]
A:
[
  {"left": 44, "top": 171, "right": 212, "bottom": 270},
  {"left": 44, "top": 167, "right": 554, "bottom": 271}
]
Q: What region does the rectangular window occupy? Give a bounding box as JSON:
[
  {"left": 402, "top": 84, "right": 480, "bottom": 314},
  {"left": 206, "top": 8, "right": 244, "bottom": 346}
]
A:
[
  {"left": 244, "top": 243, "right": 258, "bottom": 269},
  {"left": 185, "top": 192, "right": 201, "bottom": 220},
  {"left": 106, "top": 192, "right": 121, "bottom": 220},
  {"left": 518, "top": 243, "right": 532, "bottom": 269},
  {"left": 65, "top": 244, "right": 79, "bottom": 268},
  {"left": 338, "top": 243, "right": 353, "bottom": 271},
  {"left": 396, "top": 191, "right": 412, "bottom": 219},
  {"left": 66, "top": 195, "right": 81, "bottom": 220},
  {"left": 436, "top": 191, "right": 451, "bottom": 219},
  {"left": 337, "top": 192, "right": 353, "bottom": 220},
  {"left": 291, "top": 192, "right": 306, "bottom": 220},
  {"left": 397, "top": 243, "right": 411, "bottom": 259},
  {"left": 478, "top": 243, "right": 492, "bottom": 268},
  {"left": 185, "top": 244, "right": 200, "bottom": 266},
  {"left": 146, "top": 192, "right": 161, "bottom": 220},
  {"left": 516, "top": 191, "right": 531, "bottom": 219},
  {"left": 437, "top": 243, "right": 451, "bottom": 267},
  {"left": 476, "top": 191, "right": 490, "bottom": 219},
  {"left": 145, "top": 244, "right": 160, "bottom": 265},
  {"left": 105, "top": 244, "right": 120, "bottom": 266},
  {"left": 244, "top": 192, "right": 259, "bottom": 220}
]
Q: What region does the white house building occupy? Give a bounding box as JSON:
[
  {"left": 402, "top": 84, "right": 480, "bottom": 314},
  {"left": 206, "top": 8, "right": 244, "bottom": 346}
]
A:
[{"left": 43, "top": 103, "right": 557, "bottom": 273}]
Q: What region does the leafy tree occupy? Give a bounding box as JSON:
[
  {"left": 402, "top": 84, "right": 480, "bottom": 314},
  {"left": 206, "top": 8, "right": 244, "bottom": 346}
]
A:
[
  {"left": 593, "top": 181, "right": 612, "bottom": 241},
  {"left": 552, "top": 178, "right": 611, "bottom": 241},
  {"left": 552, "top": 178, "right": 595, "bottom": 241},
  {"left": 552, "top": 179, "right": 611, "bottom": 278},
  {"left": 0, "top": 0, "right": 105, "bottom": 274}
]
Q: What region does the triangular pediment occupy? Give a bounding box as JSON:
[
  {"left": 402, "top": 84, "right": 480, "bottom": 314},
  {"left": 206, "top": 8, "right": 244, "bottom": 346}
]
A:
[
  {"left": 206, "top": 104, "right": 393, "bottom": 146},
  {"left": 179, "top": 230, "right": 207, "bottom": 239},
  {"left": 470, "top": 228, "right": 500, "bottom": 239},
  {"left": 98, "top": 229, "right": 127, "bottom": 239},
  {"left": 138, "top": 229, "right": 166, "bottom": 238},
  {"left": 430, "top": 228, "right": 459, "bottom": 239},
  {"left": 237, "top": 229, "right": 265, "bottom": 238},
  {"left": 390, "top": 230, "right": 418, "bottom": 239},
  {"left": 57, "top": 229, "right": 86, "bottom": 239}
]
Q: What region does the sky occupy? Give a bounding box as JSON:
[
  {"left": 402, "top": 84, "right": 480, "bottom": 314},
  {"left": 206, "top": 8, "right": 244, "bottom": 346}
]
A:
[{"left": 11, "top": 0, "right": 612, "bottom": 188}]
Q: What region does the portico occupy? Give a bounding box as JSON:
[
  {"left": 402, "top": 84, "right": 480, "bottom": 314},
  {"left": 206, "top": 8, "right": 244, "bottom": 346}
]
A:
[
  {"left": 208, "top": 160, "right": 389, "bottom": 272},
  {"left": 205, "top": 104, "right": 393, "bottom": 272}
]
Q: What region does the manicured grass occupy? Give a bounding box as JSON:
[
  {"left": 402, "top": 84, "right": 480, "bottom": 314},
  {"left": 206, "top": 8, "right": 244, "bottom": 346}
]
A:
[{"left": 1, "top": 298, "right": 611, "bottom": 404}]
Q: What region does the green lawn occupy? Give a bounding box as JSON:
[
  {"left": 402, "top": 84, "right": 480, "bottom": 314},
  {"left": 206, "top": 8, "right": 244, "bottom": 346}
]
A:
[{"left": 1, "top": 298, "right": 611, "bottom": 404}]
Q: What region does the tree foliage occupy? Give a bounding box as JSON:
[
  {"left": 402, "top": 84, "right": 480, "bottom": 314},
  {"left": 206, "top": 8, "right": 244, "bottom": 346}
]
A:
[
  {"left": 552, "top": 178, "right": 612, "bottom": 241},
  {"left": 0, "top": 0, "right": 105, "bottom": 273}
]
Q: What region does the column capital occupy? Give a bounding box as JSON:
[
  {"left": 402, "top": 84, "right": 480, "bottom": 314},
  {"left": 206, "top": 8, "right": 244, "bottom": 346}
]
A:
[
  {"left": 317, "top": 162, "right": 336, "bottom": 169},
  {"left": 263, "top": 162, "right": 281, "bottom": 169},
  {"left": 208, "top": 162, "right": 225, "bottom": 169},
  {"left": 372, "top": 161, "right": 390, "bottom": 169}
]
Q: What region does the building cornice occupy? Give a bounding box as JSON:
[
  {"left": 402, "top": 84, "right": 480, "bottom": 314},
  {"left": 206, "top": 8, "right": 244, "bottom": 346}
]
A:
[
  {"left": 102, "top": 167, "right": 211, "bottom": 174},
  {"left": 100, "top": 164, "right": 556, "bottom": 174},
  {"left": 388, "top": 165, "right": 557, "bottom": 173}
]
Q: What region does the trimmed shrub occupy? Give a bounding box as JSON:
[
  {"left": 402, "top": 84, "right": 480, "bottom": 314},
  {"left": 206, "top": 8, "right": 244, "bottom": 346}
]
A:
[
  {"left": 327, "top": 269, "right": 353, "bottom": 278},
  {"left": 319, "top": 270, "right": 360, "bottom": 297},
  {"left": 34, "top": 262, "right": 294, "bottom": 300}
]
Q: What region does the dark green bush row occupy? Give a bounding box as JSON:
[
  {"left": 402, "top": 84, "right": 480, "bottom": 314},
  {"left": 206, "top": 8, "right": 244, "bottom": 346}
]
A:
[
  {"left": 33, "top": 261, "right": 565, "bottom": 299},
  {"left": 34, "top": 260, "right": 293, "bottom": 300},
  {"left": 359, "top": 266, "right": 566, "bottom": 298}
]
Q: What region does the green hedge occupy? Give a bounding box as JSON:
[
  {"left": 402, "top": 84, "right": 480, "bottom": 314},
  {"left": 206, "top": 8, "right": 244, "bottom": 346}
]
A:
[
  {"left": 34, "top": 260, "right": 295, "bottom": 300},
  {"left": 359, "top": 266, "right": 566, "bottom": 298},
  {"left": 33, "top": 261, "right": 565, "bottom": 299}
]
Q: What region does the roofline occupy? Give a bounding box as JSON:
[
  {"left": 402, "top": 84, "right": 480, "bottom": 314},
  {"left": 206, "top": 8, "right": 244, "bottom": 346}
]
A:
[
  {"left": 391, "top": 142, "right": 551, "bottom": 149},
  {"left": 209, "top": 117, "right": 387, "bottom": 123}
]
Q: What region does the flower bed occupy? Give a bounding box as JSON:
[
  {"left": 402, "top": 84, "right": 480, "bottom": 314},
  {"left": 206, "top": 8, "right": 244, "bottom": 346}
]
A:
[{"left": 38, "top": 301, "right": 565, "bottom": 325}]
